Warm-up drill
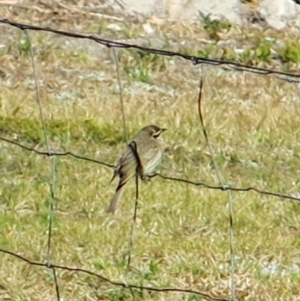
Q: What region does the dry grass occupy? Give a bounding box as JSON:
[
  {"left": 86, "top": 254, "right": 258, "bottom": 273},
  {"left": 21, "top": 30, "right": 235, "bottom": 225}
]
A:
[{"left": 1, "top": 1, "right": 300, "bottom": 301}]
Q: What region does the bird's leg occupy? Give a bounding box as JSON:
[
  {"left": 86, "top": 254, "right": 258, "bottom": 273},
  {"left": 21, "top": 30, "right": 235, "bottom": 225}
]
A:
[{"left": 141, "top": 173, "right": 157, "bottom": 181}]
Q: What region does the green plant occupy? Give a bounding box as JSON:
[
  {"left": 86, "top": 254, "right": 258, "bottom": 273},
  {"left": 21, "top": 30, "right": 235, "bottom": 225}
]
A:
[
  {"left": 17, "top": 35, "right": 31, "bottom": 55},
  {"left": 279, "top": 42, "right": 300, "bottom": 63},
  {"left": 254, "top": 41, "right": 271, "bottom": 62},
  {"left": 122, "top": 50, "right": 168, "bottom": 83},
  {"left": 199, "top": 11, "right": 232, "bottom": 40}
]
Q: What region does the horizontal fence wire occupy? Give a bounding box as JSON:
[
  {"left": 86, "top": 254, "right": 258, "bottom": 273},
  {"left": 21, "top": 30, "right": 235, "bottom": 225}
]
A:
[
  {"left": 0, "top": 19, "right": 300, "bottom": 82},
  {"left": 0, "top": 249, "right": 229, "bottom": 301},
  {"left": 0, "top": 136, "right": 299, "bottom": 203},
  {"left": 1, "top": 18, "right": 300, "bottom": 301}
]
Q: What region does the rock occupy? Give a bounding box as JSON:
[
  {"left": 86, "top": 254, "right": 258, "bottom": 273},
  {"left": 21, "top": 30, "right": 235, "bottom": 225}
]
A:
[
  {"left": 142, "top": 23, "right": 155, "bottom": 35},
  {"left": 109, "top": 0, "right": 300, "bottom": 30},
  {"left": 106, "top": 23, "right": 122, "bottom": 31},
  {"left": 111, "top": 0, "right": 241, "bottom": 23},
  {"left": 258, "top": 0, "right": 300, "bottom": 30},
  {"left": 111, "top": 0, "right": 164, "bottom": 17},
  {"left": 165, "top": 0, "right": 241, "bottom": 23}
]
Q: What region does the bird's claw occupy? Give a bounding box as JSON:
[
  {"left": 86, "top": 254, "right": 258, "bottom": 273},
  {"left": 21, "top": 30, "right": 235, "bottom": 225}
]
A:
[{"left": 141, "top": 175, "right": 151, "bottom": 181}]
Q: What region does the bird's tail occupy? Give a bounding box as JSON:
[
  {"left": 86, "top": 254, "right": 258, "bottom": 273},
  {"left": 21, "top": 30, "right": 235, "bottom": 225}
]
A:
[{"left": 106, "top": 183, "right": 125, "bottom": 214}]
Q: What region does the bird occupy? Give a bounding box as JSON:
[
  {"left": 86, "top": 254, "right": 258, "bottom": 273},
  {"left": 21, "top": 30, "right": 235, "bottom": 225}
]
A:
[{"left": 106, "top": 125, "right": 166, "bottom": 213}]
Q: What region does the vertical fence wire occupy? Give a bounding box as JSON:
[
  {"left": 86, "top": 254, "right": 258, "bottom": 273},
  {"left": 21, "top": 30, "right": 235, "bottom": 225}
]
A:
[
  {"left": 112, "top": 48, "right": 128, "bottom": 144},
  {"left": 26, "top": 29, "right": 60, "bottom": 301},
  {"left": 197, "top": 65, "right": 236, "bottom": 300},
  {"left": 112, "top": 47, "right": 137, "bottom": 299}
]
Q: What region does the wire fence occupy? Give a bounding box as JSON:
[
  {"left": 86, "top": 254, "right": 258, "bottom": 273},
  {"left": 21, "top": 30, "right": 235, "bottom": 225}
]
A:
[{"left": 0, "top": 18, "right": 300, "bottom": 301}]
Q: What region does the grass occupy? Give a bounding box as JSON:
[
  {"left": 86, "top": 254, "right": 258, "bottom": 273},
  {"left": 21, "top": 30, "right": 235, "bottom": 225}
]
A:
[{"left": 1, "top": 1, "right": 300, "bottom": 300}]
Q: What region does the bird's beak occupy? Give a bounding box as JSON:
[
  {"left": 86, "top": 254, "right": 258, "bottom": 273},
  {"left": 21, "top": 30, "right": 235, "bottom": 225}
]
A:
[{"left": 161, "top": 128, "right": 167, "bottom": 132}]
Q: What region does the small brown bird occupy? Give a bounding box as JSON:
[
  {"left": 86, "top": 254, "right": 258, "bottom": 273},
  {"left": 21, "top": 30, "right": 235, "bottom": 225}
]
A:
[{"left": 106, "top": 125, "right": 166, "bottom": 213}]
